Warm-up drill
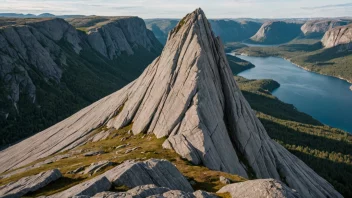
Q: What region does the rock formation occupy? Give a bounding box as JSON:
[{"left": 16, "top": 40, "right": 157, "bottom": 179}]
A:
[
  {"left": 49, "top": 159, "right": 194, "bottom": 198},
  {"left": 301, "top": 20, "right": 350, "bottom": 38},
  {"left": 0, "top": 16, "right": 162, "bottom": 147},
  {"left": 0, "top": 8, "right": 342, "bottom": 198},
  {"left": 67, "top": 16, "right": 162, "bottom": 59},
  {"left": 217, "top": 179, "right": 300, "bottom": 198},
  {"left": 0, "top": 169, "right": 62, "bottom": 198},
  {"left": 49, "top": 175, "right": 111, "bottom": 198},
  {"left": 322, "top": 24, "right": 352, "bottom": 49},
  {"left": 250, "top": 21, "right": 301, "bottom": 44},
  {"left": 146, "top": 18, "right": 261, "bottom": 45},
  {"left": 102, "top": 159, "right": 193, "bottom": 192}
]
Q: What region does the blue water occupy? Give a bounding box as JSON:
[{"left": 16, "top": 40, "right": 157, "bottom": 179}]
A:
[{"left": 234, "top": 54, "right": 352, "bottom": 133}]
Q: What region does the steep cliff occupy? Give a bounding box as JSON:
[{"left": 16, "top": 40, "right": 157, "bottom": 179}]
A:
[
  {"left": 67, "top": 16, "right": 162, "bottom": 59},
  {"left": 0, "top": 9, "right": 342, "bottom": 198},
  {"left": 322, "top": 23, "right": 352, "bottom": 49},
  {"left": 145, "top": 19, "right": 261, "bottom": 45},
  {"left": 301, "top": 20, "right": 350, "bottom": 38},
  {"left": 0, "top": 17, "right": 162, "bottom": 146},
  {"left": 250, "top": 21, "right": 302, "bottom": 44}
]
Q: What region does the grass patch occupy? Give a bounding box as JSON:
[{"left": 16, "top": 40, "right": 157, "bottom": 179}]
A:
[{"left": 1, "top": 124, "right": 246, "bottom": 197}]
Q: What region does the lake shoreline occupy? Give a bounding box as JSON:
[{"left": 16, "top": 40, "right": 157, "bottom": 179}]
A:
[
  {"left": 234, "top": 54, "right": 352, "bottom": 133},
  {"left": 235, "top": 52, "right": 352, "bottom": 89}
]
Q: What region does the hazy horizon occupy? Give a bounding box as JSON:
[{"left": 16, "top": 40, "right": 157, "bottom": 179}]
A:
[{"left": 0, "top": 0, "right": 352, "bottom": 19}]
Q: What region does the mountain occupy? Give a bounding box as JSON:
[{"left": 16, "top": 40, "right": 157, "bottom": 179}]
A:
[
  {"left": 0, "top": 13, "right": 86, "bottom": 19},
  {"left": 0, "top": 13, "right": 36, "bottom": 18},
  {"left": 301, "top": 19, "right": 350, "bottom": 38},
  {"left": 0, "top": 8, "right": 342, "bottom": 198},
  {"left": 0, "top": 17, "right": 162, "bottom": 147},
  {"left": 145, "top": 19, "right": 179, "bottom": 45},
  {"left": 145, "top": 19, "right": 261, "bottom": 44},
  {"left": 250, "top": 21, "right": 302, "bottom": 44},
  {"left": 322, "top": 23, "right": 352, "bottom": 50},
  {"left": 37, "top": 13, "right": 56, "bottom": 18}
]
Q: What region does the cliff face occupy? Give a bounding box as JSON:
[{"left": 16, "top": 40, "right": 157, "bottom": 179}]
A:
[
  {"left": 145, "top": 19, "right": 261, "bottom": 45},
  {"left": 67, "top": 17, "right": 162, "bottom": 59},
  {"left": 0, "top": 18, "right": 80, "bottom": 115},
  {"left": 250, "top": 21, "right": 302, "bottom": 44},
  {"left": 0, "top": 9, "right": 342, "bottom": 198},
  {"left": 322, "top": 24, "right": 352, "bottom": 49},
  {"left": 0, "top": 17, "right": 162, "bottom": 146},
  {"left": 301, "top": 20, "right": 350, "bottom": 38}
]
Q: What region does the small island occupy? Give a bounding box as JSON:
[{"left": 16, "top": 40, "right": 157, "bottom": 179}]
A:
[{"left": 350, "top": 85, "right": 352, "bottom": 91}]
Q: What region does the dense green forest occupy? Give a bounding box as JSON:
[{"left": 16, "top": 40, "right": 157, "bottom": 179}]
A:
[
  {"left": 235, "top": 76, "right": 352, "bottom": 197},
  {"left": 235, "top": 39, "right": 352, "bottom": 82}
]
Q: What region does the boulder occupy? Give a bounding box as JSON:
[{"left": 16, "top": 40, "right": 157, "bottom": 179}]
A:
[
  {"left": 0, "top": 169, "right": 62, "bottom": 198},
  {"left": 92, "top": 185, "right": 216, "bottom": 198},
  {"left": 103, "top": 159, "right": 193, "bottom": 192},
  {"left": 219, "top": 176, "right": 231, "bottom": 184},
  {"left": 49, "top": 176, "right": 111, "bottom": 198},
  {"left": 217, "top": 179, "right": 300, "bottom": 198},
  {"left": 83, "top": 161, "right": 113, "bottom": 175}
]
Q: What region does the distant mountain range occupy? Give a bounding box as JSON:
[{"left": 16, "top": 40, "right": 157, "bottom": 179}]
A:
[{"left": 0, "top": 13, "right": 85, "bottom": 19}]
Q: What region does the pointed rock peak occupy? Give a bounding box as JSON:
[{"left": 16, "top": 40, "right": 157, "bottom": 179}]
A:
[
  {"left": 168, "top": 8, "right": 212, "bottom": 40},
  {"left": 0, "top": 9, "right": 342, "bottom": 198}
]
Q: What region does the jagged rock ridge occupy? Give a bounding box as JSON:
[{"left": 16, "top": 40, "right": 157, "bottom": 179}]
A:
[{"left": 0, "top": 8, "right": 342, "bottom": 198}]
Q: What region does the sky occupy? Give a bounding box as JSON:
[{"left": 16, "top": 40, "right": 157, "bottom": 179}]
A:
[{"left": 0, "top": 0, "right": 352, "bottom": 19}]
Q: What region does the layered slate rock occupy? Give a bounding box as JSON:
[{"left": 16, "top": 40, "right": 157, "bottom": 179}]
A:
[
  {"left": 217, "top": 179, "right": 300, "bottom": 198},
  {"left": 0, "top": 8, "right": 342, "bottom": 198},
  {"left": 94, "top": 185, "right": 216, "bottom": 198},
  {"left": 49, "top": 176, "right": 111, "bottom": 198},
  {"left": 0, "top": 169, "right": 61, "bottom": 198},
  {"left": 102, "top": 159, "right": 193, "bottom": 192},
  {"left": 322, "top": 24, "right": 352, "bottom": 49}
]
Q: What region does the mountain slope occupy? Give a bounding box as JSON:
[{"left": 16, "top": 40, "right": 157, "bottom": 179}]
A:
[
  {"left": 0, "top": 17, "right": 162, "bottom": 147},
  {"left": 322, "top": 23, "right": 352, "bottom": 50},
  {"left": 145, "top": 19, "right": 261, "bottom": 44},
  {"left": 0, "top": 9, "right": 342, "bottom": 198},
  {"left": 301, "top": 20, "right": 350, "bottom": 38},
  {"left": 250, "top": 21, "right": 302, "bottom": 44}
]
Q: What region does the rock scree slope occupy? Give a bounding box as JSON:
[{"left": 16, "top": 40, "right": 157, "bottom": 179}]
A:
[{"left": 0, "top": 8, "right": 342, "bottom": 198}]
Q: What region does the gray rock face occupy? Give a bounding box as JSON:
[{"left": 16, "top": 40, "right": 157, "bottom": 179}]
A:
[
  {"left": 301, "top": 20, "right": 350, "bottom": 37},
  {"left": 102, "top": 159, "right": 193, "bottom": 192},
  {"left": 0, "top": 8, "right": 342, "bottom": 198},
  {"left": 322, "top": 24, "right": 352, "bottom": 49},
  {"left": 93, "top": 185, "right": 216, "bottom": 198},
  {"left": 49, "top": 176, "right": 111, "bottom": 198},
  {"left": 67, "top": 16, "right": 163, "bottom": 60},
  {"left": 0, "top": 169, "right": 61, "bottom": 198},
  {"left": 217, "top": 179, "right": 300, "bottom": 198}
]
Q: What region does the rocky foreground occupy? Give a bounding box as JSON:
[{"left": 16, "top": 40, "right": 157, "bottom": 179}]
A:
[{"left": 0, "top": 8, "right": 343, "bottom": 198}]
